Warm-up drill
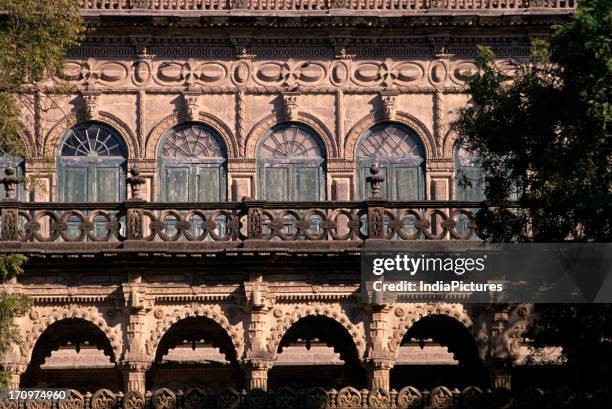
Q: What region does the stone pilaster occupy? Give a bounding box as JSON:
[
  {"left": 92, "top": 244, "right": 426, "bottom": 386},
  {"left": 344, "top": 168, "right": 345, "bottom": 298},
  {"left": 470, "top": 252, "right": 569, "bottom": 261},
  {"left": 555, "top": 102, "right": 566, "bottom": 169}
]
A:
[
  {"left": 367, "top": 359, "right": 393, "bottom": 390},
  {"left": 119, "top": 361, "right": 150, "bottom": 394},
  {"left": 244, "top": 360, "right": 273, "bottom": 391}
]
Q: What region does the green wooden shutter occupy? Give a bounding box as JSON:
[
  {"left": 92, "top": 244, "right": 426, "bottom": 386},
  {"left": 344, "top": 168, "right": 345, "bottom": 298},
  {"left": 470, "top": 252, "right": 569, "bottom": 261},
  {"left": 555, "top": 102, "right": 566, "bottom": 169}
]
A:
[
  {"left": 63, "top": 167, "right": 88, "bottom": 202},
  {"left": 95, "top": 167, "right": 121, "bottom": 202},
  {"left": 265, "top": 168, "right": 289, "bottom": 201},
  {"left": 197, "top": 166, "right": 221, "bottom": 202},
  {"left": 295, "top": 167, "right": 319, "bottom": 201},
  {"left": 394, "top": 166, "right": 422, "bottom": 200},
  {"left": 165, "top": 167, "right": 190, "bottom": 202}
]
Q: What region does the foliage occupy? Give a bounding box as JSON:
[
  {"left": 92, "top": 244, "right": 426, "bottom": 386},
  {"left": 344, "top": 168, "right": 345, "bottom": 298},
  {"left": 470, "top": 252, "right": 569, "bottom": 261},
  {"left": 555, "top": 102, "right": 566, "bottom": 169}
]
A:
[
  {"left": 453, "top": 0, "right": 612, "bottom": 391},
  {"left": 0, "top": 0, "right": 82, "bottom": 385},
  {"left": 0, "top": 0, "right": 83, "bottom": 155},
  {"left": 452, "top": 0, "right": 611, "bottom": 243},
  {"left": 0, "top": 254, "right": 30, "bottom": 387}
]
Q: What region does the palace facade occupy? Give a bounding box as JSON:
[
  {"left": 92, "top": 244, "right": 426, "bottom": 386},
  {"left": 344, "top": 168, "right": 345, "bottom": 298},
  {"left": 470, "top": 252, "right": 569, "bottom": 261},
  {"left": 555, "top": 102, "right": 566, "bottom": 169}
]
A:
[{"left": 1, "top": 2, "right": 576, "bottom": 408}]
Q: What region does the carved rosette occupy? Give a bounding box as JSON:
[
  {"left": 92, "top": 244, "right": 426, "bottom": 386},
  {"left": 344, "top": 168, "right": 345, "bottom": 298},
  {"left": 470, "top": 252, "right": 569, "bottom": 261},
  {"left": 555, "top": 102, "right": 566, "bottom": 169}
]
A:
[
  {"left": 122, "top": 391, "right": 145, "bottom": 409},
  {"left": 91, "top": 390, "right": 115, "bottom": 409},
  {"left": 151, "top": 389, "right": 175, "bottom": 409},
  {"left": 396, "top": 386, "right": 422, "bottom": 409}
]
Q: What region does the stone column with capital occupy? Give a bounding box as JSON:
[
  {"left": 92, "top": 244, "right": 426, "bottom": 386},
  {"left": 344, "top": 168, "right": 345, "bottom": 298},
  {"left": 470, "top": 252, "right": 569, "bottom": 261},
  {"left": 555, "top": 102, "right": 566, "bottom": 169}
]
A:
[
  {"left": 471, "top": 304, "right": 533, "bottom": 390},
  {"left": 119, "top": 361, "right": 150, "bottom": 393},
  {"left": 366, "top": 304, "right": 395, "bottom": 390},
  {"left": 244, "top": 360, "right": 273, "bottom": 391}
]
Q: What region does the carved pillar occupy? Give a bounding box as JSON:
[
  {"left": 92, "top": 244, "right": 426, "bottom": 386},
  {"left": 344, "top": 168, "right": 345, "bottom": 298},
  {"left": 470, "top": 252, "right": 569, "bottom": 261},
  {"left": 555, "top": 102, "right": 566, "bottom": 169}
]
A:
[
  {"left": 119, "top": 361, "right": 150, "bottom": 394},
  {"left": 1, "top": 168, "right": 20, "bottom": 243},
  {"left": 472, "top": 304, "right": 533, "bottom": 390},
  {"left": 367, "top": 359, "right": 393, "bottom": 390},
  {"left": 244, "top": 360, "right": 273, "bottom": 391},
  {"left": 367, "top": 305, "right": 393, "bottom": 390},
  {"left": 120, "top": 277, "right": 153, "bottom": 393}
]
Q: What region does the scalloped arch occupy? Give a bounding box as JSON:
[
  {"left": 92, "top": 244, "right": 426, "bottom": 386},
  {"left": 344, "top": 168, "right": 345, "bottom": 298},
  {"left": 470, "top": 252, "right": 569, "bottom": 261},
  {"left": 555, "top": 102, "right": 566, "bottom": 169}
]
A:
[
  {"left": 244, "top": 112, "right": 337, "bottom": 159},
  {"left": 388, "top": 303, "right": 474, "bottom": 359},
  {"left": 267, "top": 304, "right": 366, "bottom": 361},
  {"left": 21, "top": 306, "right": 122, "bottom": 364},
  {"left": 344, "top": 112, "right": 436, "bottom": 160},
  {"left": 44, "top": 112, "right": 139, "bottom": 159},
  {"left": 146, "top": 305, "right": 244, "bottom": 361},
  {"left": 146, "top": 112, "right": 237, "bottom": 159}
]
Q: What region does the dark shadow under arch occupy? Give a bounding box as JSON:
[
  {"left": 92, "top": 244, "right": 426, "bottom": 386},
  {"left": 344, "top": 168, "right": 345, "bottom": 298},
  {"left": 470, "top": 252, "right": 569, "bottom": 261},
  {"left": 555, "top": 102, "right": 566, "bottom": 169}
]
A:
[
  {"left": 391, "top": 314, "right": 487, "bottom": 389},
  {"left": 22, "top": 318, "right": 121, "bottom": 391},
  {"left": 269, "top": 315, "right": 366, "bottom": 389},
  {"left": 149, "top": 316, "right": 243, "bottom": 391}
]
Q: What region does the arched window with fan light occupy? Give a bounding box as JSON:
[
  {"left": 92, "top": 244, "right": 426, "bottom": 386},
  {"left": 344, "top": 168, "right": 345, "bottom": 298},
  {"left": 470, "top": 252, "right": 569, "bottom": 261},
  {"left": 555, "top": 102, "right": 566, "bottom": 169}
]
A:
[
  {"left": 57, "top": 123, "right": 127, "bottom": 202},
  {"left": 357, "top": 124, "right": 426, "bottom": 200},
  {"left": 257, "top": 124, "right": 326, "bottom": 201},
  {"left": 158, "top": 123, "right": 227, "bottom": 202}
]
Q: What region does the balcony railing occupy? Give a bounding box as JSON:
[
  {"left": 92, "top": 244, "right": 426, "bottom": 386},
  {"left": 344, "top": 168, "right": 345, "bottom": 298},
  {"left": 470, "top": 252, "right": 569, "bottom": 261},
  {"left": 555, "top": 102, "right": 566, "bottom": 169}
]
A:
[
  {"left": 76, "top": 0, "right": 577, "bottom": 12},
  {"left": 0, "top": 199, "right": 522, "bottom": 246}
]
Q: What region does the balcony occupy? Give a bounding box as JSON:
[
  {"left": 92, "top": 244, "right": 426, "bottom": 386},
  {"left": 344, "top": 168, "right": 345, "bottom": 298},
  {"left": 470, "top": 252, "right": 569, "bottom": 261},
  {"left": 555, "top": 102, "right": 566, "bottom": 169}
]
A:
[{"left": 0, "top": 198, "right": 524, "bottom": 252}]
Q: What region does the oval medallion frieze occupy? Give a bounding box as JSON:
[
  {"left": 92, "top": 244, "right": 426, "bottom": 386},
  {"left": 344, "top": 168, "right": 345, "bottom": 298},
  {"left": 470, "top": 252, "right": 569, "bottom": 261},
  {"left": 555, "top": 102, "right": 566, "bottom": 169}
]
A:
[
  {"left": 354, "top": 62, "right": 381, "bottom": 83},
  {"left": 429, "top": 61, "right": 448, "bottom": 84},
  {"left": 255, "top": 62, "right": 285, "bottom": 83},
  {"left": 393, "top": 62, "right": 424, "bottom": 84},
  {"left": 451, "top": 62, "right": 476, "bottom": 84},
  {"left": 157, "top": 62, "right": 185, "bottom": 83},
  {"left": 297, "top": 62, "right": 325, "bottom": 83},
  {"left": 132, "top": 60, "right": 151, "bottom": 85},
  {"left": 98, "top": 62, "right": 128, "bottom": 83},
  {"left": 197, "top": 62, "right": 227, "bottom": 83},
  {"left": 330, "top": 61, "right": 349, "bottom": 86},
  {"left": 232, "top": 61, "right": 251, "bottom": 84},
  {"left": 62, "top": 62, "right": 84, "bottom": 82}
]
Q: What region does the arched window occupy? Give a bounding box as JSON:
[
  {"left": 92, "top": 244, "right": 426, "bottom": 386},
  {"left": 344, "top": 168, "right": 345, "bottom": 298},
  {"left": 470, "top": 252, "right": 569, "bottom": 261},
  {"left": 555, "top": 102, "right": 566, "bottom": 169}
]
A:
[
  {"left": 57, "top": 123, "right": 127, "bottom": 202},
  {"left": 0, "top": 145, "right": 25, "bottom": 200},
  {"left": 159, "top": 123, "right": 227, "bottom": 202},
  {"left": 454, "top": 145, "right": 485, "bottom": 201},
  {"left": 257, "top": 124, "right": 326, "bottom": 201},
  {"left": 357, "top": 124, "right": 425, "bottom": 200}
]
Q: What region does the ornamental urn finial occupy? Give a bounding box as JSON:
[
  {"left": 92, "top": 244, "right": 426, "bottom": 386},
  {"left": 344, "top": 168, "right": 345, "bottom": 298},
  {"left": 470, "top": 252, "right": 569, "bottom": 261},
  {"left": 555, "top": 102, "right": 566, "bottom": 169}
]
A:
[
  {"left": 1, "top": 168, "right": 19, "bottom": 200},
  {"left": 366, "top": 163, "right": 385, "bottom": 199},
  {"left": 127, "top": 167, "right": 146, "bottom": 201}
]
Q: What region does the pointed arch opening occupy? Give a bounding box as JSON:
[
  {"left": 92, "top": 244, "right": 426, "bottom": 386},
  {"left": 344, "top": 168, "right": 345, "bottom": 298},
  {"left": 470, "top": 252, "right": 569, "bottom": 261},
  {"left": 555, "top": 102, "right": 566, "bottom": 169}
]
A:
[
  {"left": 22, "top": 318, "right": 121, "bottom": 391},
  {"left": 269, "top": 315, "right": 366, "bottom": 390},
  {"left": 391, "top": 315, "right": 486, "bottom": 390},
  {"left": 257, "top": 124, "right": 326, "bottom": 201},
  {"left": 149, "top": 316, "right": 243, "bottom": 391},
  {"left": 57, "top": 122, "right": 127, "bottom": 202},
  {"left": 357, "top": 123, "right": 426, "bottom": 200},
  {"left": 158, "top": 123, "right": 227, "bottom": 202}
]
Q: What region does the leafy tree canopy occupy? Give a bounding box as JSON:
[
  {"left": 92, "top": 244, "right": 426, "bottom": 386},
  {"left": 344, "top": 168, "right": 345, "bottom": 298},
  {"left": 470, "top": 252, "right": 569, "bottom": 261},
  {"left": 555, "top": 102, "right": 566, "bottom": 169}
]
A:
[
  {"left": 453, "top": 0, "right": 611, "bottom": 243},
  {"left": 0, "top": 0, "right": 83, "bottom": 155}
]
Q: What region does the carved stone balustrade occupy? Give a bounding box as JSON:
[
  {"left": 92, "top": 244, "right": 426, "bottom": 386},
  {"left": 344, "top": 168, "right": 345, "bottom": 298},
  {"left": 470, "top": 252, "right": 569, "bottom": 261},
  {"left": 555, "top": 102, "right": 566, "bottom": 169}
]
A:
[{"left": 0, "top": 199, "right": 520, "bottom": 251}]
